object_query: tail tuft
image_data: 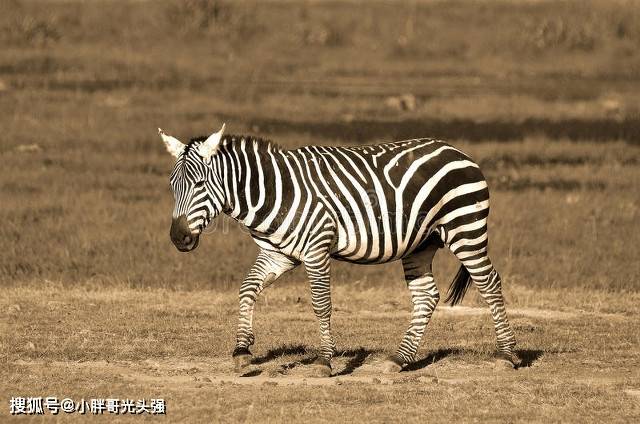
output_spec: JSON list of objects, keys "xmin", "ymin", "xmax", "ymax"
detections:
[{"xmin": 445, "ymin": 265, "xmax": 472, "ymax": 306}]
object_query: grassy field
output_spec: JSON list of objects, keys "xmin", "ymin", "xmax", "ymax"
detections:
[{"xmin": 1, "ymin": 0, "xmax": 639, "ymax": 422}]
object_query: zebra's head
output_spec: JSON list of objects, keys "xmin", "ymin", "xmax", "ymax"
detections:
[{"xmin": 159, "ymin": 124, "xmax": 226, "ymax": 252}]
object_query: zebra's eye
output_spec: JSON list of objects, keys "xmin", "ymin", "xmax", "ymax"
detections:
[{"xmin": 194, "ymin": 180, "xmax": 206, "ymax": 188}]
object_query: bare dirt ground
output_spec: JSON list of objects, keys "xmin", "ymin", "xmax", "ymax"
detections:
[{"xmin": 2, "ymin": 285, "xmax": 639, "ymax": 422}]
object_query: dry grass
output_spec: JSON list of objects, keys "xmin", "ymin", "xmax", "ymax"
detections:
[
  {"xmin": 1, "ymin": 285, "xmax": 639, "ymax": 422},
  {"xmin": 2, "ymin": 136, "xmax": 637, "ymax": 291},
  {"xmin": 1, "ymin": 0, "xmax": 639, "ymax": 422}
]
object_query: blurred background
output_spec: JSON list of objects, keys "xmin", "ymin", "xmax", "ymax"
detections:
[{"xmin": 1, "ymin": 0, "xmax": 638, "ymax": 293}]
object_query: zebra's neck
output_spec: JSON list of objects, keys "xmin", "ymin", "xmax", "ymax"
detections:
[{"xmin": 215, "ymin": 135, "xmax": 288, "ymax": 231}]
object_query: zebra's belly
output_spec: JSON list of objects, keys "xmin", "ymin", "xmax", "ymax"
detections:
[
  {"xmin": 327, "ymin": 220, "xmax": 441, "ymax": 264},
  {"xmin": 329, "ymin": 250, "xmax": 410, "ymax": 265}
]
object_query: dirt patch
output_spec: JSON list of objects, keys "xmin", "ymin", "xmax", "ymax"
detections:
[
  {"xmin": 271, "ymin": 306, "xmax": 629, "ymax": 322},
  {"xmin": 438, "ymin": 306, "xmax": 581, "ymax": 320},
  {"xmin": 14, "ymin": 352, "xmax": 509, "ymax": 388},
  {"xmin": 12, "ymin": 358, "xmax": 413, "ymax": 387},
  {"xmin": 10, "ymin": 356, "xmax": 528, "ymax": 389},
  {"xmin": 12, "ymin": 355, "xmax": 632, "ymax": 389}
]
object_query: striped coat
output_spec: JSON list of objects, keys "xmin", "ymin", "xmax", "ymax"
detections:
[{"xmin": 160, "ymin": 126, "xmax": 520, "ymax": 375}]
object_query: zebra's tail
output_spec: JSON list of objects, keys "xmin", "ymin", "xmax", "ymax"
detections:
[{"xmin": 444, "ymin": 265, "xmax": 472, "ymax": 306}]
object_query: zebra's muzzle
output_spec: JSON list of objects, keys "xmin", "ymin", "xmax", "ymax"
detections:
[{"xmin": 170, "ymin": 215, "xmax": 200, "ymax": 252}]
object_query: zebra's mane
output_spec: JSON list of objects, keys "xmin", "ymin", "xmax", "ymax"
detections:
[{"xmin": 186, "ymin": 134, "xmax": 281, "ymax": 155}]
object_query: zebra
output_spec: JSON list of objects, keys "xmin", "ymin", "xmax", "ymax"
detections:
[{"xmin": 159, "ymin": 124, "xmax": 521, "ymax": 376}]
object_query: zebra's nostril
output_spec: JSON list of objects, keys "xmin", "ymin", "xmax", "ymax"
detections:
[{"xmin": 183, "ymin": 235, "xmax": 192, "ymax": 245}]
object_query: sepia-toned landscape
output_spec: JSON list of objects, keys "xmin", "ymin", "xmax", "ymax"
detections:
[{"xmin": 1, "ymin": 1, "xmax": 639, "ymax": 422}]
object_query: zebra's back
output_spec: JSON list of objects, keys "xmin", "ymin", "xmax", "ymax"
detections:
[{"xmin": 287, "ymin": 138, "xmax": 489, "ymax": 264}]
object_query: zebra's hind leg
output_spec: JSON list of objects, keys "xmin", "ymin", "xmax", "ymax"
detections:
[
  {"xmin": 233, "ymin": 249, "xmax": 298, "ymax": 372},
  {"xmin": 452, "ymin": 248, "xmax": 520, "ymax": 368},
  {"xmin": 383, "ymin": 244, "xmax": 440, "ymax": 373}
]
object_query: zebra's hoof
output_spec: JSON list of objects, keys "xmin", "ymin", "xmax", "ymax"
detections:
[
  {"xmin": 232, "ymin": 347, "xmax": 253, "ymax": 373},
  {"xmin": 381, "ymin": 356, "xmax": 404, "ymax": 373},
  {"xmin": 510, "ymin": 352, "xmax": 522, "ymax": 368},
  {"xmin": 494, "ymin": 352, "xmax": 521, "ymax": 370},
  {"xmin": 306, "ymin": 358, "xmax": 332, "ymax": 378},
  {"xmin": 233, "ymin": 354, "xmax": 253, "ymax": 372}
]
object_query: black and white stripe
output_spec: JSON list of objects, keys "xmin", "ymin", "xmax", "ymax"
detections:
[{"xmin": 164, "ymin": 130, "xmax": 519, "ymax": 373}]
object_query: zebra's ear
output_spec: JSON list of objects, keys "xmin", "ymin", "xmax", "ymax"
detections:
[
  {"xmin": 158, "ymin": 128, "xmax": 185, "ymax": 158},
  {"xmin": 198, "ymin": 123, "xmax": 226, "ymax": 161}
]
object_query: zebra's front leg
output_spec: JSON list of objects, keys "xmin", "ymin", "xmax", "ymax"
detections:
[
  {"xmin": 233, "ymin": 249, "xmax": 298, "ymax": 372},
  {"xmin": 304, "ymin": 251, "xmax": 335, "ymax": 377},
  {"xmin": 384, "ymin": 247, "xmax": 440, "ymax": 373}
]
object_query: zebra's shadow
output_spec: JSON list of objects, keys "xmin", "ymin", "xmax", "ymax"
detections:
[
  {"xmin": 250, "ymin": 344, "xmax": 380, "ymax": 375},
  {"xmin": 334, "ymin": 347, "xmax": 381, "ymax": 376},
  {"xmin": 248, "ymin": 345, "xmax": 544, "ymax": 375},
  {"xmin": 405, "ymin": 348, "xmax": 544, "ymax": 371},
  {"xmin": 251, "ymin": 344, "xmax": 310, "ymax": 366},
  {"xmin": 404, "ymin": 348, "xmax": 463, "ymax": 371},
  {"xmin": 514, "ymin": 349, "xmax": 544, "ymax": 368}
]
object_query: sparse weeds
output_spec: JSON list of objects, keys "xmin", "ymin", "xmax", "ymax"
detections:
[
  {"xmin": 513, "ymin": 2, "xmax": 640, "ymax": 57},
  {"xmin": 523, "ymin": 16, "xmax": 597, "ymax": 52},
  {"xmin": 167, "ymin": 0, "xmax": 224, "ymax": 32},
  {"xmin": 299, "ymin": 17, "xmax": 352, "ymax": 48},
  {"xmin": 0, "ymin": 0, "xmax": 60, "ymax": 46},
  {"xmin": 166, "ymin": 0, "xmax": 262, "ymax": 44}
]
